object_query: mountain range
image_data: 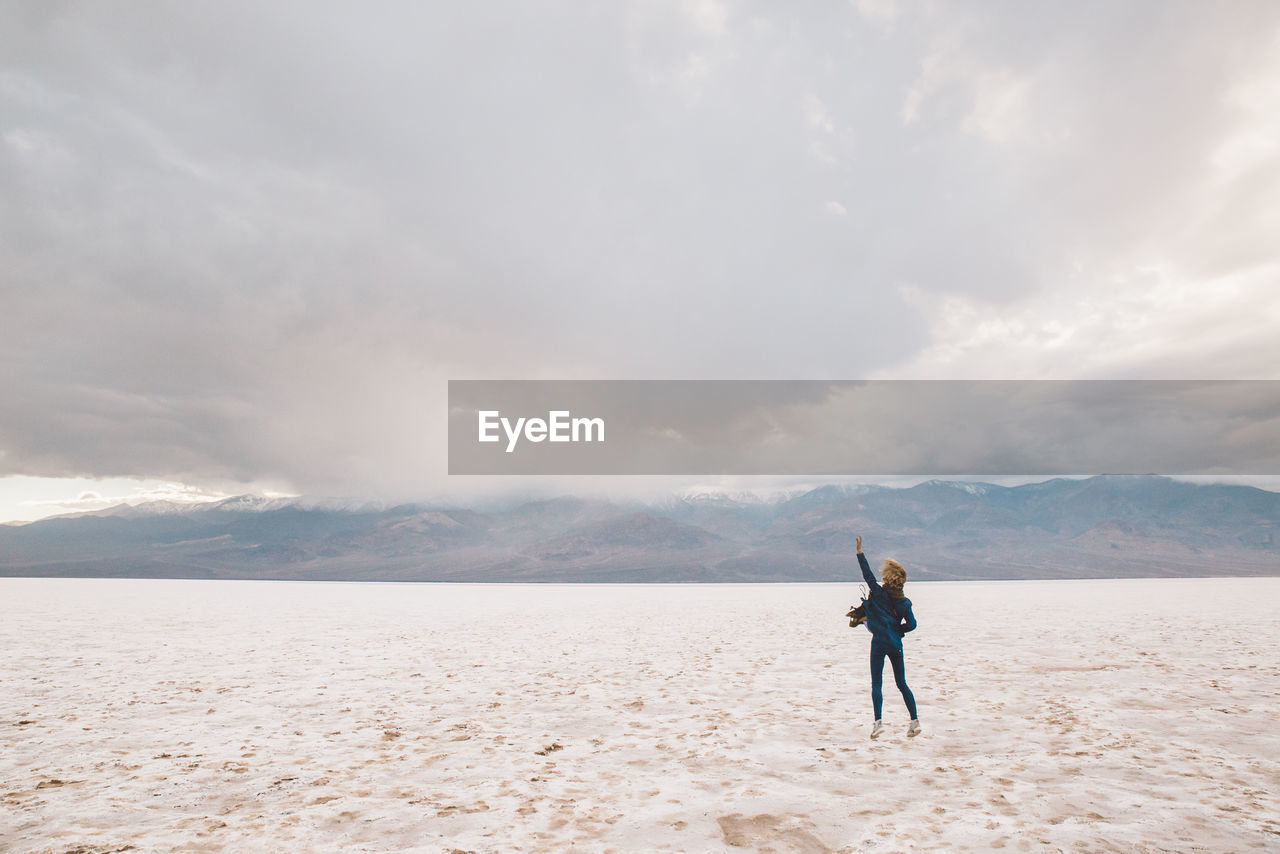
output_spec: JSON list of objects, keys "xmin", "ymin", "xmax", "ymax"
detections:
[{"xmin": 1, "ymin": 476, "xmax": 1276, "ymax": 582}]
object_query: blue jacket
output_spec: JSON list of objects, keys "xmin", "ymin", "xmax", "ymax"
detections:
[{"xmin": 858, "ymin": 552, "xmax": 917, "ymax": 650}]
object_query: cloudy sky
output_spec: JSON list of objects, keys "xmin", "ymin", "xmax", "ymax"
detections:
[{"xmin": 3, "ymin": 1, "xmax": 1279, "ymax": 520}]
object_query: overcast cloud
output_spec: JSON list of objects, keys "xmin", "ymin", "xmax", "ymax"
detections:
[{"xmin": 2, "ymin": 0, "xmax": 1279, "ymax": 504}]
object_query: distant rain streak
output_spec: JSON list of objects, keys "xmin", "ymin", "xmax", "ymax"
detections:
[{"xmin": 478, "ymin": 410, "xmax": 605, "ymax": 453}]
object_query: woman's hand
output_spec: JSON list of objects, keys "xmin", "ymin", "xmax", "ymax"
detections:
[{"xmin": 856, "ymin": 535, "xmax": 863, "ymax": 553}]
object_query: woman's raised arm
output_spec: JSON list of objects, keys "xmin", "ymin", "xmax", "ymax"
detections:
[{"xmin": 856, "ymin": 535, "xmax": 881, "ymax": 592}]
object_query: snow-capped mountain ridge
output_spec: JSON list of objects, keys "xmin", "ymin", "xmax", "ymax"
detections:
[{"xmin": 3, "ymin": 475, "xmax": 1276, "ymax": 582}]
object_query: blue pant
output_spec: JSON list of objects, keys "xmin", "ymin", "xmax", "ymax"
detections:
[{"xmin": 870, "ymin": 639, "xmax": 917, "ymax": 721}]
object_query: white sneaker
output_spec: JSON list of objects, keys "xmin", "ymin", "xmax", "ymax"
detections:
[
  {"xmin": 907, "ymin": 719, "xmax": 921, "ymax": 737},
  {"xmin": 870, "ymin": 720, "xmax": 884, "ymax": 740}
]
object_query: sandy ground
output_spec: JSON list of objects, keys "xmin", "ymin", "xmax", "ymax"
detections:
[{"xmin": 2, "ymin": 577, "xmax": 1279, "ymax": 853}]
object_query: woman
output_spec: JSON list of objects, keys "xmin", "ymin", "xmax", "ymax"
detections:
[{"xmin": 854, "ymin": 535, "xmax": 920, "ymax": 739}]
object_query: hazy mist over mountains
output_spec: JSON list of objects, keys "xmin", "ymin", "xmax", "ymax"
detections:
[{"xmin": 2, "ymin": 476, "xmax": 1275, "ymax": 582}]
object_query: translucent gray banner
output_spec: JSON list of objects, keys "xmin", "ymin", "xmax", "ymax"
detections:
[{"xmin": 447, "ymin": 380, "xmax": 1280, "ymax": 475}]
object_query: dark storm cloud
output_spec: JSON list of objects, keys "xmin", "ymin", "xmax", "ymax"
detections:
[{"xmin": 2, "ymin": 1, "xmax": 1278, "ymax": 496}]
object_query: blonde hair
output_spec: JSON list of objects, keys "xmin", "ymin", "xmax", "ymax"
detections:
[{"xmin": 881, "ymin": 559, "xmax": 906, "ymax": 591}]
